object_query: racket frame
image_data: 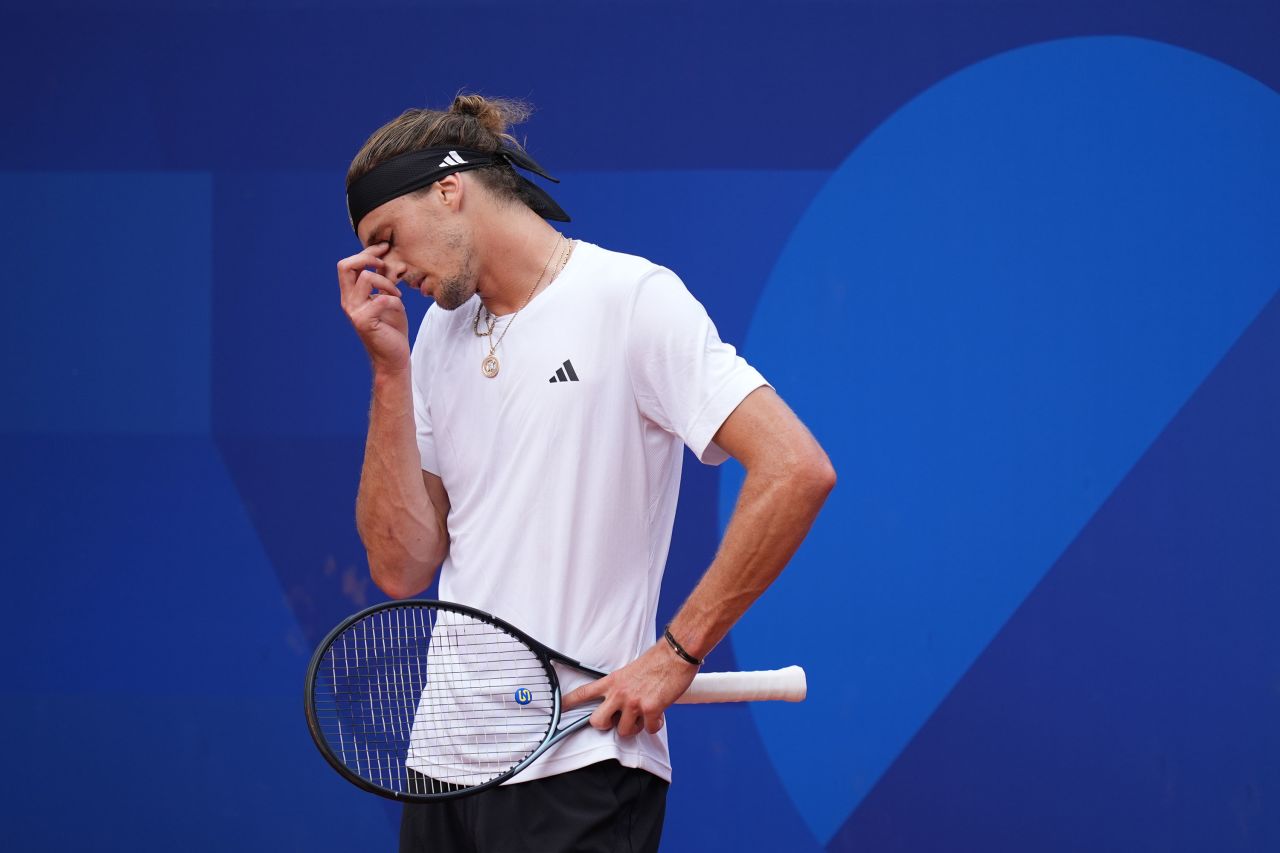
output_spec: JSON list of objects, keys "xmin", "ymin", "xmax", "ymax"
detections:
[{"xmin": 303, "ymin": 598, "xmax": 605, "ymax": 803}]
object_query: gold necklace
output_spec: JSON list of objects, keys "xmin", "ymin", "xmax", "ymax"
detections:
[
  {"xmin": 472, "ymin": 304, "xmax": 497, "ymax": 338},
  {"xmin": 480, "ymin": 234, "xmax": 568, "ymax": 378}
]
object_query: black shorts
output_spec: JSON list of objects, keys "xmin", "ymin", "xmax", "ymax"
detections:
[{"xmin": 399, "ymin": 760, "xmax": 669, "ymax": 853}]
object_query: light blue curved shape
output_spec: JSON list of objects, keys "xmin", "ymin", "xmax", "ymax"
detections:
[{"xmin": 720, "ymin": 36, "xmax": 1280, "ymax": 843}]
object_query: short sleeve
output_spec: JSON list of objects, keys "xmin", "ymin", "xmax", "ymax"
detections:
[
  {"xmin": 626, "ymin": 268, "xmax": 769, "ymax": 465},
  {"xmin": 410, "ymin": 308, "xmax": 441, "ymax": 475}
]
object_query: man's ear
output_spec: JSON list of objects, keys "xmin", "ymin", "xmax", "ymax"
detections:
[{"xmin": 436, "ymin": 172, "xmax": 463, "ymax": 210}]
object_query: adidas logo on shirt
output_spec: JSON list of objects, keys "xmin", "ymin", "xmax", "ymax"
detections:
[
  {"xmin": 439, "ymin": 150, "xmax": 468, "ymax": 168},
  {"xmin": 548, "ymin": 360, "xmax": 580, "ymax": 383}
]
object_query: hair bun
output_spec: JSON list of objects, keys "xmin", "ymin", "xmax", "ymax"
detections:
[
  {"xmin": 449, "ymin": 93, "xmax": 532, "ymax": 137},
  {"xmin": 450, "ymin": 94, "xmax": 506, "ymax": 134}
]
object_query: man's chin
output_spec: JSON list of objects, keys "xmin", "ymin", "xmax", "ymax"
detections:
[{"xmin": 433, "ymin": 284, "xmax": 474, "ymax": 311}]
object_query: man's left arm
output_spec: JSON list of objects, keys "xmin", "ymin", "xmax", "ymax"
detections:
[{"xmin": 563, "ymin": 385, "xmax": 835, "ymax": 735}]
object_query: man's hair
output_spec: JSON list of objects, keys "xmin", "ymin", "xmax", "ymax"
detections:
[{"xmin": 346, "ymin": 94, "xmax": 539, "ymax": 211}]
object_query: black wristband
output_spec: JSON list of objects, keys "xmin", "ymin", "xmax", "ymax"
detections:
[{"xmin": 663, "ymin": 626, "xmax": 704, "ymax": 666}]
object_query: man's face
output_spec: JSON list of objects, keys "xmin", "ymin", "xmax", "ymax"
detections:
[{"xmin": 356, "ymin": 187, "xmax": 477, "ymax": 311}]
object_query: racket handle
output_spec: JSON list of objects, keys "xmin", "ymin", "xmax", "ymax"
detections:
[{"xmin": 677, "ymin": 665, "xmax": 807, "ymax": 704}]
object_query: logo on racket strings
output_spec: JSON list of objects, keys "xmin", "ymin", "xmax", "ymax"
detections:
[{"xmin": 514, "ymin": 688, "xmax": 533, "ymax": 705}]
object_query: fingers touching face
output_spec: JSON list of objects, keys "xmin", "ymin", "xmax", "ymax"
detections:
[{"xmin": 356, "ymin": 190, "xmax": 467, "ymax": 301}]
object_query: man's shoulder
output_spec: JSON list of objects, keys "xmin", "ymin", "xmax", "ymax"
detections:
[{"xmin": 571, "ymin": 241, "xmax": 671, "ymax": 295}]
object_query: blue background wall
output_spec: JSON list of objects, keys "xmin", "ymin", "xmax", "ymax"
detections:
[{"xmin": 2, "ymin": 2, "xmax": 1276, "ymax": 850}]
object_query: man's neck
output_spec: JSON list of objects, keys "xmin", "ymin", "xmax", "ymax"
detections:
[{"xmin": 473, "ymin": 212, "xmax": 564, "ymax": 317}]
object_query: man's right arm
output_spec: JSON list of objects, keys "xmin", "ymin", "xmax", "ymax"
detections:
[
  {"xmin": 338, "ymin": 243, "xmax": 449, "ymax": 598},
  {"xmin": 355, "ymin": 367, "xmax": 449, "ymax": 598}
]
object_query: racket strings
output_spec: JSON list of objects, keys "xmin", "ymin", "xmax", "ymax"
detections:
[{"xmin": 311, "ymin": 605, "xmax": 554, "ymax": 797}]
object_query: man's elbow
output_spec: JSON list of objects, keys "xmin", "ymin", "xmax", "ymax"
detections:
[
  {"xmin": 368, "ymin": 555, "xmax": 439, "ymax": 600},
  {"xmin": 794, "ymin": 449, "xmax": 836, "ymax": 504}
]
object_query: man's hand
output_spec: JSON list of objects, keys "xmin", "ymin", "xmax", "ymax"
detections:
[
  {"xmin": 561, "ymin": 642, "xmax": 700, "ymax": 737},
  {"xmin": 337, "ymin": 242, "xmax": 409, "ymax": 373}
]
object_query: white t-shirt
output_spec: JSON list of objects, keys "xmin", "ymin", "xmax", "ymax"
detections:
[{"xmin": 407, "ymin": 240, "xmax": 768, "ymax": 784}]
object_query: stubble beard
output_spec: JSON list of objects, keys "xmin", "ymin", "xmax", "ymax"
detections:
[{"xmin": 432, "ymin": 248, "xmax": 477, "ymax": 311}]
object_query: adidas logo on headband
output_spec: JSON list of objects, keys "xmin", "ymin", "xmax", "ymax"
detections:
[{"xmin": 439, "ymin": 151, "xmax": 468, "ymax": 168}]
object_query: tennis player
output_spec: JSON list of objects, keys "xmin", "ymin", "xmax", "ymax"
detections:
[{"xmin": 337, "ymin": 94, "xmax": 834, "ymax": 852}]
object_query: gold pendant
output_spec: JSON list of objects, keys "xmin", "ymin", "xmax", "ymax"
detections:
[{"xmin": 481, "ymin": 354, "xmax": 500, "ymax": 378}]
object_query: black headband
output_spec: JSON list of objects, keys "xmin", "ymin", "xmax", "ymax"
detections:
[{"xmin": 345, "ymin": 145, "xmax": 571, "ymax": 232}]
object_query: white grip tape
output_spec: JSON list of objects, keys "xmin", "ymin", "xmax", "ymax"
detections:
[{"xmin": 676, "ymin": 665, "xmax": 807, "ymax": 704}]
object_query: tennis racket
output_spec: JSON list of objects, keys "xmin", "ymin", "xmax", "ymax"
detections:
[{"xmin": 304, "ymin": 599, "xmax": 806, "ymax": 802}]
